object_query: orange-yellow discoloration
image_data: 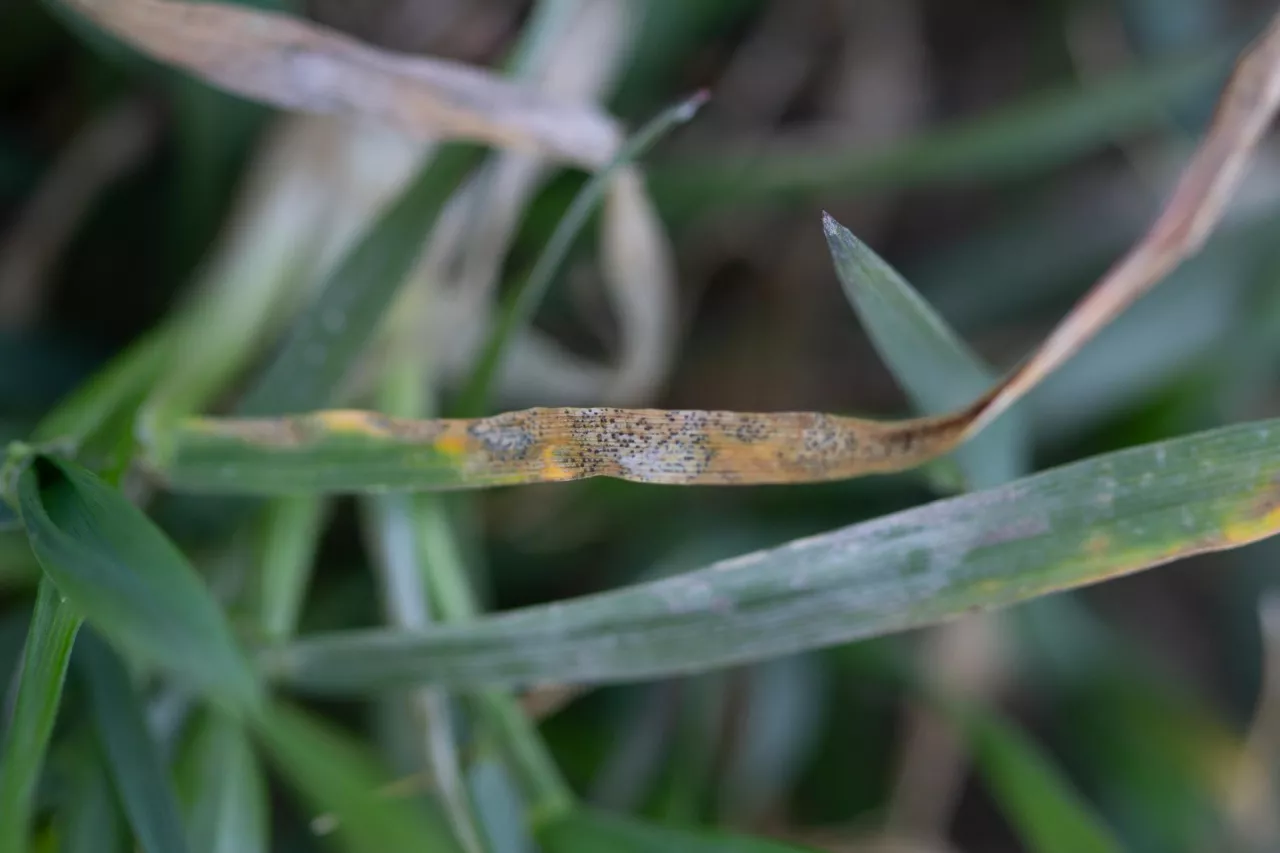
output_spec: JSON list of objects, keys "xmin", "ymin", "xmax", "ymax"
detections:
[
  {"xmin": 313, "ymin": 410, "xmax": 391, "ymax": 436},
  {"xmin": 539, "ymin": 444, "xmax": 577, "ymax": 482},
  {"xmin": 434, "ymin": 434, "xmax": 468, "ymax": 457},
  {"xmin": 1221, "ymin": 489, "xmax": 1280, "ymax": 545}
]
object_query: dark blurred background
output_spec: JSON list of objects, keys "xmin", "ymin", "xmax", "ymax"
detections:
[{"xmin": 6, "ymin": 1, "xmax": 1280, "ymax": 850}]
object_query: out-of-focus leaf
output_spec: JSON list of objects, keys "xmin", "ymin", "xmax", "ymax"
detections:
[
  {"xmin": 537, "ymin": 808, "xmax": 821, "ymax": 852},
  {"xmin": 256, "ymin": 496, "xmax": 327, "ymax": 641},
  {"xmin": 250, "ymin": 700, "xmax": 463, "ymax": 853},
  {"xmin": 16, "ymin": 455, "xmax": 259, "ymax": 708},
  {"xmin": 232, "ymin": 143, "xmax": 481, "ymax": 418},
  {"xmin": 469, "ymin": 758, "xmax": 537, "ymax": 853},
  {"xmin": 651, "ymin": 38, "xmax": 1238, "ymax": 213},
  {"xmin": 272, "ymin": 415, "xmax": 1280, "ymax": 691},
  {"xmin": 51, "ymin": 0, "xmax": 619, "ymax": 168},
  {"xmin": 940, "ymin": 700, "xmax": 1122, "ymax": 853},
  {"xmin": 178, "ymin": 710, "xmax": 268, "ymax": 853},
  {"xmin": 59, "ymin": 738, "xmax": 125, "ymax": 853},
  {"xmin": 455, "ymin": 91, "xmax": 706, "ymax": 416},
  {"xmin": 77, "ymin": 635, "xmax": 190, "ymax": 853},
  {"xmin": 718, "ymin": 657, "xmax": 825, "ymax": 823},
  {"xmin": 825, "ymin": 213, "xmax": 1029, "ymax": 488},
  {"xmin": 0, "ymin": 582, "xmax": 80, "ymax": 853}
]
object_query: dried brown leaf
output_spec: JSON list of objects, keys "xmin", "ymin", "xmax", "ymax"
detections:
[{"xmin": 57, "ymin": 0, "xmax": 620, "ymax": 167}]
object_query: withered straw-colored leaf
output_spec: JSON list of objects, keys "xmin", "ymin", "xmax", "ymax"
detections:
[
  {"xmin": 54, "ymin": 0, "xmax": 620, "ymax": 168},
  {"xmin": 149, "ymin": 8, "xmax": 1280, "ymax": 495}
]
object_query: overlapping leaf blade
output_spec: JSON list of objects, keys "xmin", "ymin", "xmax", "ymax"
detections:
[
  {"xmin": 273, "ymin": 415, "xmax": 1280, "ymax": 691},
  {"xmin": 250, "ymin": 700, "xmax": 464, "ymax": 853},
  {"xmin": 824, "ymin": 212, "xmax": 1029, "ymax": 488},
  {"xmin": 78, "ymin": 635, "xmax": 191, "ymax": 853}
]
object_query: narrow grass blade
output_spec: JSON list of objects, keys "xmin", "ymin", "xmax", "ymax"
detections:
[
  {"xmin": 16, "ymin": 455, "xmax": 259, "ymax": 709},
  {"xmin": 943, "ymin": 700, "xmax": 1123, "ymax": 853},
  {"xmin": 455, "ymin": 90, "xmax": 707, "ymax": 416},
  {"xmin": 537, "ymin": 809, "xmax": 820, "ymax": 853},
  {"xmin": 250, "ymin": 700, "xmax": 464, "ymax": 853},
  {"xmin": 271, "ymin": 415, "xmax": 1280, "ymax": 691},
  {"xmin": 78, "ymin": 635, "xmax": 191, "ymax": 853},
  {"xmin": 650, "ymin": 38, "xmax": 1238, "ymax": 213},
  {"xmin": 0, "ymin": 581, "xmax": 80, "ymax": 853},
  {"xmin": 256, "ymin": 496, "xmax": 327, "ymax": 641},
  {"xmin": 824, "ymin": 213, "xmax": 1029, "ymax": 489},
  {"xmin": 179, "ymin": 710, "xmax": 268, "ymax": 853},
  {"xmin": 232, "ymin": 143, "xmax": 481, "ymax": 418}
]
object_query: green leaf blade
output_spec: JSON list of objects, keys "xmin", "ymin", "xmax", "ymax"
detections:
[
  {"xmin": 78, "ymin": 636, "xmax": 191, "ymax": 853},
  {"xmin": 824, "ymin": 212, "xmax": 1029, "ymax": 489},
  {"xmin": 953, "ymin": 703, "xmax": 1123, "ymax": 853},
  {"xmin": 234, "ymin": 143, "xmax": 483, "ymax": 419},
  {"xmin": 17, "ymin": 456, "xmax": 259, "ymax": 709},
  {"xmin": 180, "ymin": 710, "xmax": 268, "ymax": 853},
  {"xmin": 0, "ymin": 581, "xmax": 81, "ymax": 853},
  {"xmin": 250, "ymin": 700, "xmax": 464, "ymax": 853}
]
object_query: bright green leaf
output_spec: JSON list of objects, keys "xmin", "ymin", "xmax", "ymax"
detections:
[{"xmin": 16, "ymin": 455, "xmax": 259, "ymax": 709}]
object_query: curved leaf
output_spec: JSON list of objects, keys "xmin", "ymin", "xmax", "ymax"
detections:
[
  {"xmin": 17, "ymin": 455, "xmax": 258, "ymax": 709},
  {"xmin": 272, "ymin": 415, "xmax": 1280, "ymax": 691}
]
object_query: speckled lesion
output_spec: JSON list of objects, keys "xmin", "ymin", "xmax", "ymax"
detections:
[
  {"xmin": 173, "ymin": 401, "xmax": 972, "ymax": 492},
  {"xmin": 466, "ymin": 410, "xmax": 537, "ymax": 462}
]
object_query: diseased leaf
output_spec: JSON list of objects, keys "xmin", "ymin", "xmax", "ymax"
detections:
[
  {"xmin": 78, "ymin": 635, "xmax": 191, "ymax": 853},
  {"xmin": 51, "ymin": 0, "xmax": 619, "ymax": 168},
  {"xmin": 270, "ymin": 416, "xmax": 1280, "ymax": 691},
  {"xmin": 146, "ymin": 10, "xmax": 1280, "ymax": 497},
  {"xmin": 16, "ymin": 455, "xmax": 259, "ymax": 708},
  {"xmin": 0, "ymin": 581, "xmax": 81, "ymax": 853}
]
